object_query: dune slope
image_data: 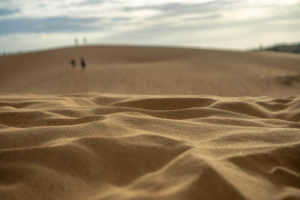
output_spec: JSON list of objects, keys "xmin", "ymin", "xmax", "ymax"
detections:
[
  {"xmin": 0, "ymin": 94, "xmax": 300, "ymax": 200},
  {"xmin": 0, "ymin": 46, "xmax": 299, "ymax": 96}
]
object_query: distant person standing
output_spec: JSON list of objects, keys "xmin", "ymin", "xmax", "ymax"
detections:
[
  {"xmin": 81, "ymin": 57, "xmax": 86, "ymax": 69},
  {"xmin": 83, "ymin": 37, "xmax": 87, "ymax": 45},
  {"xmin": 74, "ymin": 38, "xmax": 78, "ymax": 46},
  {"xmin": 71, "ymin": 59, "xmax": 76, "ymax": 69}
]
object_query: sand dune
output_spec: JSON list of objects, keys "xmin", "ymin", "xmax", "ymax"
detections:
[
  {"xmin": 0, "ymin": 46, "xmax": 299, "ymax": 96},
  {"xmin": 0, "ymin": 46, "xmax": 300, "ymax": 200}
]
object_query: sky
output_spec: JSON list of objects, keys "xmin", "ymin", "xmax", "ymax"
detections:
[{"xmin": 0, "ymin": 0, "xmax": 299, "ymax": 52}]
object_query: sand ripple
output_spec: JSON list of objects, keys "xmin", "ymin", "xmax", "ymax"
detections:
[{"xmin": 0, "ymin": 94, "xmax": 300, "ymax": 200}]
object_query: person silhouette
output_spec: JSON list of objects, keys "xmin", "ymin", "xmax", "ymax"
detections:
[
  {"xmin": 81, "ymin": 57, "xmax": 86, "ymax": 69},
  {"xmin": 71, "ymin": 59, "xmax": 76, "ymax": 69}
]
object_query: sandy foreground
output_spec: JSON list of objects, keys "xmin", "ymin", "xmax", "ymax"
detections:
[{"xmin": 0, "ymin": 46, "xmax": 300, "ymax": 200}]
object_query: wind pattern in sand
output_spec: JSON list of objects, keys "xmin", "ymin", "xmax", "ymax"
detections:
[{"xmin": 1, "ymin": 94, "xmax": 300, "ymax": 200}]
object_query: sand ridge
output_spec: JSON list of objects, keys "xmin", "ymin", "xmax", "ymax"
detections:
[{"xmin": 0, "ymin": 93, "xmax": 300, "ymax": 200}]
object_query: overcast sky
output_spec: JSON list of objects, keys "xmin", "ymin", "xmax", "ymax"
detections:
[{"xmin": 0, "ymin": 0, "xmax": 299, "ymax": 52}]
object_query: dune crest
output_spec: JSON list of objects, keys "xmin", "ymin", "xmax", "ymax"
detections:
[{"xmin": 0, "ymin": 94, "xmax": 299, "ymax": 200}]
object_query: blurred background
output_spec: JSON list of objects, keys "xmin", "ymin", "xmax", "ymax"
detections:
[{"xmin": 0, "ymin": 0, "xmax": 300, "ymax": 53}]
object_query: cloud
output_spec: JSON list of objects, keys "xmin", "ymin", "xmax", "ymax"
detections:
[
  {"xmin": 124, "ymin": 1, "xmax": 227, "ymax": 13},
  {"xmin": 0, "ymin": 0, "xmax": 300, "ymax": 51},
  {"xmin": 75, "ymin": 0, "xmax": 107, "ymax": 5},
  {"xmin": 0, "ymin": 16, "xmax": 100, "ymax": 35},
  {"xmin": 0, "ymin": 8, "xmax": 20, "ymax": 16},
  {"xmin": 102, "ymin": 1, "xmax": 300, "ymax": 46}
]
